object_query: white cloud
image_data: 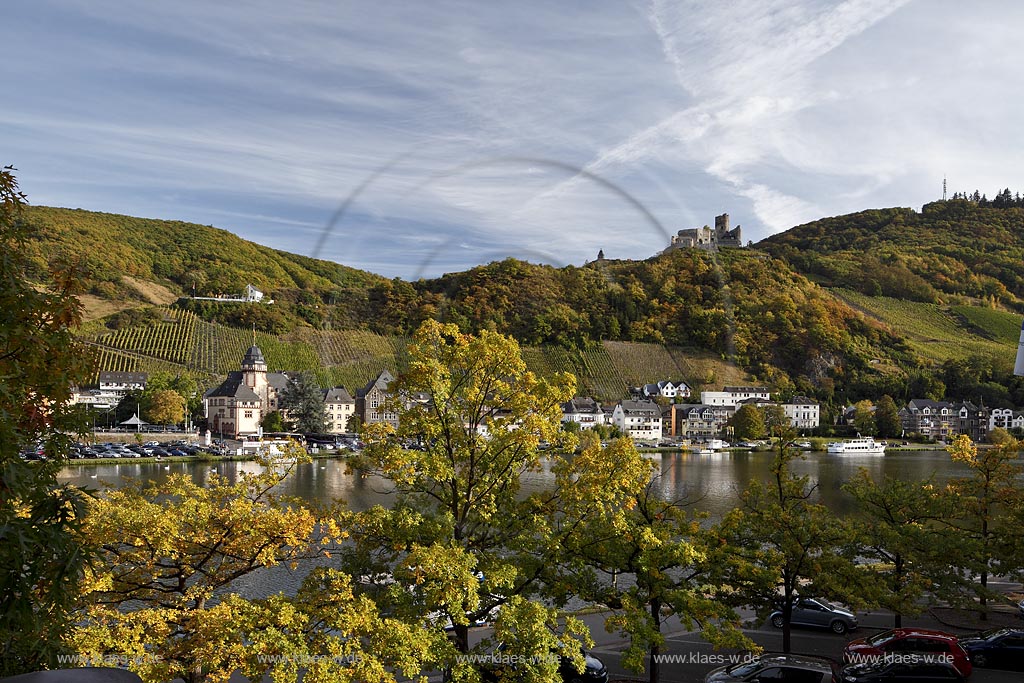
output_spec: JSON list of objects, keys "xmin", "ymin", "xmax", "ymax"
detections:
[{"xmin": 2, "ymin": 0, "xmax": 1024, "ymax": 276}]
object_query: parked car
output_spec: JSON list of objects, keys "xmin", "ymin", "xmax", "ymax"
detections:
[
  {"xmin": 769, "ymin": 597, "xmax": 858, "ymax": 634},
  {"xmin": 844, "ymin": 628, "xmax": 972, "ymax": 677},
  {"xmin": 839, "ymin": 657, "xmax": 966, "ymax": 682},
  {"xmin": 478, "ymin": 646, "xmax": 608, "ymax": 683},
  {"xmin": 959, "ymin": 627, "xmax": 1024, "ymax": 669},
  {"xmin": 705, "ymin": 653, "xmax": 838, "ymax": 683}
]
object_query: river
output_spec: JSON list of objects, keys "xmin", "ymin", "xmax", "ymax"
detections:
[{"xmin": 57, "ymin": 449, "xmax": 972, "ymax": 599}]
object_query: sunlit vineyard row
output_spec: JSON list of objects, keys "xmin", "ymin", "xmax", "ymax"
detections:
[
  {"xmin": 836, "ymin": 290, "xmax": 1010, "ymax": 363},
  {"xmin": 87, "ymin": 314, "xmax": 737, "ymax": 401}
]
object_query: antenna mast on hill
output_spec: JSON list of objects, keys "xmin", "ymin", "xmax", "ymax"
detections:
[{"xmin": 943, "ymin": 175, "xmax": 947, "ymax": 201}]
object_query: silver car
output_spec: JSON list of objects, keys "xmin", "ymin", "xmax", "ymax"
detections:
[
  {"xmin": 706, "ymin": 654, "xmax": 838, "ymax": 683},
  {"xmin": 769, "ymin": 597, "xmax": 858, "ymax": 635}
]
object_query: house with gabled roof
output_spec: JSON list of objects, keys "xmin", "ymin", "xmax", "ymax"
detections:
[
  {"xmin": 611, "ymin": 400, "xmax": 663, "ymax": 442},
  {"xmin": 561, "ymin": 397, "xmax": 606, "ymax": 429},
  {"xmin": 323, "ymin": 386, "xmax": 356, "ymax": 434}
]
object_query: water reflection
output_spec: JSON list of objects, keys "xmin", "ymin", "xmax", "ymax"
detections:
[{"xmin": 60, "ymin": 450, "xmax": 970, "ymax": 520}]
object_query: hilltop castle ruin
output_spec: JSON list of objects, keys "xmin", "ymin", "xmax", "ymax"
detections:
[{"xmin": 665, "ymin": 213, "xmax": 743, "ymax": 252}]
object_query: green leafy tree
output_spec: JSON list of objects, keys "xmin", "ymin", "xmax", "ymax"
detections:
[
  {"xmin": 564, "ymin": 473, "xmax": 758, "ymax": 683},
  {"xmin": 762, "ymin": 404, "xmax": 789, "ymax": 437},
  {"xmin": 261, "ymin": 409, "xmax": 285, "ymax": 433},
  {"xmin": 729, "ymin": 404, "xmax": 765, "ymax": 441},
  {"xmin": 852, "ymin": 399, "xmax": 876, "ymax": 436},
  {"xmin": 724, "ymin": 442, "xmax": 863, "ymax": 652},
  {"xmin": 0, "ymin": 165, "xmax": 95, "ymax": 674},
  {"xmin": 874, "ymin": 395, "xmax": 902, "ymax": 439},
  {"xmin": 944, "ymin": 435, "xmax": 1023, "ymax": 616},
  {"xmin": 347, "ymin": 320, "xmax": 650, "ymax": 667},
  {"xmin": 842, "ymin": 470, "xmax": 949, "ymax": 627},
  {"xmin": 280, "ymin": 371, "xmax": 327, "ymax": 434}
]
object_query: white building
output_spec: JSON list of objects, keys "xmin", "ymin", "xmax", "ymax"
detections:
[
  {"xmin": 989, "ymin": 407, "xmax": 1024, "ymax": 432},
  {"xmin": 782, "ymin": 396, "xmax": 820, "ymax": 430},
  {"xmin": 245, "ymin": 284, "xmax": 264, "ymax": 302},
  {"xmin": 700, "ymin": 385, "xmax": 771, "ymax": 407},
  {"xmin": 323, "ymin": 387, "xmax": 356, "ymax": 434},
  {"xmin": 641, "ymin": 380, "xmax": 691, "ymax": 400},
  {"xmin": 98, "ymin": 371, "xmax": 148, "ymax": 394},
  {"xmin": 612, "ymin": 400, "xmax": 663, "ymax": 442},
  {"xmin": 561, "ymin": 397, "xmax": 605, "ymax": 429}
]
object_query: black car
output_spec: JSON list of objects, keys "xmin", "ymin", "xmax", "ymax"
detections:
[
  {"xmin": 959, "ymin": 627, "xmax": 1024, "ymax": 669},
  {"xmin": 840, "ymin": 659, "xmax": 965, "ymax": 682},
  {"xmin": 479, "ymin": 647, "xmax": 608, "ymax": 683}
]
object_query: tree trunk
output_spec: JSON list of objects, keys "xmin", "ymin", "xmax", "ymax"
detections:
[
  {"xmin": 782, "ymin": 597, "xmax": 793, "ymax": 654},
  {"xmin": 452, "ymin": 623, "xmax": 470, "ymax": 654},
  {"xmin": 649, "ymin": 597, "xmax": 661, "ymax": 683}
]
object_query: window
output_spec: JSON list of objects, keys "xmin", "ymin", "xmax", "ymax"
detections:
[{"xmin": 244, "ymin": 411, "xmax": 253, "ymax": 419}]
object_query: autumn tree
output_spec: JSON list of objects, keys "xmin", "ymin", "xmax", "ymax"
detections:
[
  {"xmin": 723, "ymin": 442, "xmax": 864, "ymax": 653},
  {"xmin": 874, "ymin": 395, "xmax": 903, "ymax": 439},
  {"xmin": 76, "ymin": 441, "xmax": 451, "ymax": 683},
  {"xmin": 0, "ymin": 165, "xmax": 95, "ymax": 674},
  {"xmin": 729, "ymin": 404, "xmax": 765, "ymax": 440},
  {"xmin": 145, "ymin": 389, "xmax": 185, "ymax": 426},
  {"xmin": 842, "ymin": 470, "xmax": 949, "ymax": 627},
  {"xmin": 346, "ymin": 320, "xmax": 649, "ymax": 668},
  {"xmin": 563, "ymin": 470, "xmax": 758, "ymax": 683},
  {"xmin": 943, "ymin": 435, "xmax": 1023, "ymax": 616},
  {"xmin": 280, "ymin": 370, "xmax": 327, "ymax": 433}
]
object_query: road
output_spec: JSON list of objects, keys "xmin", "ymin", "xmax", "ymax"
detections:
[{"xmin": 578, "ymin": 606, "xmax": 1023, "ymax": 683}]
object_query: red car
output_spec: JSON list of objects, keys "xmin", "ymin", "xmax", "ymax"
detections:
[{"xmin": 843, "ymin": 628, "xmax": 973, "ymax": 678}]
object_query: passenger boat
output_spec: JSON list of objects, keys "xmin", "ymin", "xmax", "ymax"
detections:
[{"xmin": 826, "ymin": 437, "xmax": 886, "ymax": 455}]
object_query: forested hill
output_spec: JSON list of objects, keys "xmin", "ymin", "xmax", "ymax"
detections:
[
  {"xmin": 18, "ymin": 205, "xmax": 385, "ymax": 306},
  {"xmin": 23, "ymin": 202, "xmax": 1024, "ymax": 407},
  {"xmin": 758, "ymin": 200, "xmax": 1024, "ymax": 308}
]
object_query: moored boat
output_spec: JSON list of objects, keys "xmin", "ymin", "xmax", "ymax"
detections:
[{"xmin": 826, "ymin": 437, "xmax": 886, "ymax": 455}]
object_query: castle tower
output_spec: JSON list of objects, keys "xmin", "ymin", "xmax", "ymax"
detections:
[
  {"xmin": 714, "ymin": 213, "xmax": 730, "ymax": 239},
  {"xmin": 241, "ymin": 344, "xmax": 269, "ymax": 405}
]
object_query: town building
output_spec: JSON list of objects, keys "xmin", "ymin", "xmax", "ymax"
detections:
[
  {"xmin": 700, "ymin": 386, "xmax": 771, "ymax": 407},
  {"xmin": 989, "ymin": 407, "xmax": 1024, "ymax": 433},
  {"xmin": 665, "ymin": 403, "xmax": 734, "ymax": 439},
  {"xmin": 611, "ymin": 400, "xmax": 663, "ymax": 441},
  {"xmin": 323, "ymin": 387, "xmax": 356, "ymax": 434},
  {"xmin": 900, "ymin": 399, "xmax": 988, "ymax": 441},
  {"xmin": 561, "ymin": 397, "xmax": 606, "ymax": 429},
  {"xmin": 203, "ymin": 345, "xmax": 290, "ymax": 438},
  {"xmin": 99, "ymin": 371, "xmax": 148, "ymax": 394},
  {"xmin": 357, "ymin": 370, "xmax": 399, "ymax": 428},
  {"xmin": 782, "ymin": 396, "xmax": 820, "ymax": 430},
  {"xmin": 638, "ymin": 380, "xmax": 691, "ymax": 400}
]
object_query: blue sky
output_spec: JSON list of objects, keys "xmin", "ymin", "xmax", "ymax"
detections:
[{"xmin": 3, "ymin": 1, "xmax": 1022, "ymax": 278}]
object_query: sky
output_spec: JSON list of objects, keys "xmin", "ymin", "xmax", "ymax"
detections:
[{"xmin": 3, "ymin": 0, "xmax": 1022, "ymax": 279}]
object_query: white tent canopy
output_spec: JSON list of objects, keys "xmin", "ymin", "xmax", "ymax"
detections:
[{"xmin": 119, "ymin": 413, "xmax": 148, "ymax": 431}]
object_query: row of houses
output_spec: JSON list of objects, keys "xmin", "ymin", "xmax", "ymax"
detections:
[
  {"xmin": 563, "ymin": 387, "xmax": 821, "ymax": 441},
  {"xmin": 897, "ymin": 399, "xmax": 999, "ymax": 442},
  {"xmin": 203, "ymin": 345, "xmax": 405, "ymax": 438}
]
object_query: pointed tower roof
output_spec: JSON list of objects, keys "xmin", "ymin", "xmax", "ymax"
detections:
[{"xmin": 242, "ymin": 345, "xmax": 266, "ymax": 368}]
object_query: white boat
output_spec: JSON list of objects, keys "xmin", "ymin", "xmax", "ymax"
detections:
[{"xmin": 827, "ymin": 437, "xmax": 886, "ymax": 455}]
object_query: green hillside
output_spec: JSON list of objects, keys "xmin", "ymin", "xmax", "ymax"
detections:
[
  {"xmin": 83, "ymin": 309, "xmax": 747, "ymax": 402},
  {"xmin": 26, "ymin": 199, "xmax": 1024, "ymax": 408},
  {"xmin": 833, "ymin": 290, "xmax": 1013, "ymax": 364},
  {"xmin": 19, "ymin": 205, "xmax": 385, "ymax": 327},
  {"xmin": 759, "ymin": 200, "xmax": 1024, "ymax": 307}
]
